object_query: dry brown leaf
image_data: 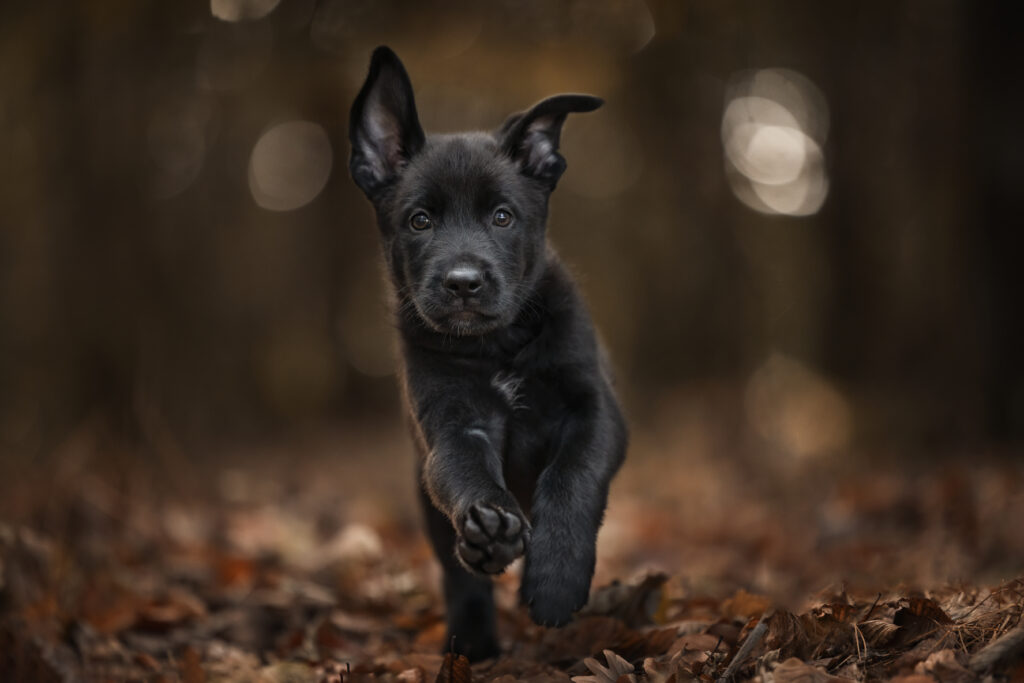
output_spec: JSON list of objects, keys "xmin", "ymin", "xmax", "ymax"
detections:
[
  {"xmin": 79, "ymin": 583, "xmax": 140, "ymax": 635},
  {"xmin": 893, "ymin": 597, "xmax": 952, "ymax": 647},
  {"xmin": 134, "ymin": 651, "xmax": 160, "ymax": 670},
  {"xmin": 642, "ymin": 655, "xmax": 675, "ymax": 683},
  {"xmin": 539, "ymin": 615, "xmax": 632, "ymax": 662},
  {"xmin": 519, "ymin": 673, "xmax": 573, "ymax": 683},
  {"xmin": 413, "ymin": 620, "xmax": 448, "ymax": 652},
  {"xmin": 434, "ymin": 651, "xmax": 471, "ymax": 683},
  {"xmin": 314, "ymin": 617, "xmax": 350, "ymax": 659},
  {"xmin": 484, "ymin": 659, "xmax": 572, "ymax": 682},
  {"xmin": 643, "ymin": 652, "xmax": 700, "ymax": 683},
  {"xmin": 609, "ymin": 627, "xmax": 678, "ymax": 661},
  {"xmin": 180, "ymin": 644, "xmax": 206, "ymax": 683},
  {"xmin": 216, "ymin": 555, "xmax": 257, "ymax": 590},
  {"xmin": 580, "ymin": 573, "xmax": 668, "ymax": 627},
  {"xmin": 403, "ymin": 654, "xmax": 445, "ymax": 681},
  {"xmin": 766, "ymin": 610, "xmax": 809, "ymax": 659},
  {"xmin": 915, "ymin": 649, "xmax": 975, "ymax": 683},
  {"xmin": 721, "ymin": 589, "xmax": 772, "ymax": 620},
  {"xmin": 891, "ymin": 636, "xmax": 944, "ymax": 672},
  {"xmin": 669, "ymin": 632, "xmax": 722, "ymax": 655},
  {"xmin": 706, "ymin": 620, "xmax": 742, "ymax": 646},
  {"xmin": 397, "ymin": 667, "xmax": 426, "ymax": 683},
  {"xmin": 258, "ymin": 661, "xmax": 319, "ymax": 683},
  {"xmin": 136, "ymin": 588, "xmax": 207, "ymax": 632},
  {"xmin": 858, "ymin": 618, "xmax": 900, "ymax": 647},
  {"xmin": 571, "ymin": 649, "xmax": 636, "ymax": 683},
  {"xmin": 771, "ymin": 657, "xmax": 847, "ymax": 683},
  {"xmin": 800, "ymin": 612, "xmax": 852, "ymax": 657},
  {"xmin": 901, "ymin": 597, "xmax": 953, "ymax": 624}
]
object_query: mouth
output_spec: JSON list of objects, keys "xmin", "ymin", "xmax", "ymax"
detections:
[
  {"xmin": 448, "ymin": 310, "xmax": 489, "ymax": 323},
  {"xmin": 441, "ymin": 308, "xmax": 500, "ymax": 335},
  {"xmin": 416, "ymin": 303, "xmax": 502, "ymax": 336}
]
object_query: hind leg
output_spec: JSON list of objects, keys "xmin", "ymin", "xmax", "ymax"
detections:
[{"xmin": 420, "ymin": 484, "xmax": 500, "ymax": 661}]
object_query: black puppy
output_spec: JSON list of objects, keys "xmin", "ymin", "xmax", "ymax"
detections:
[{"xmin": 348, "ymin": 47, "xmax": 627, "ymax": 661}]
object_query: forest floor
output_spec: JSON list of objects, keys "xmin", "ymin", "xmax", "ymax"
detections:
[{"xmin": 1, "ymin": 412, "xmax": 1023, "ymax": 682}]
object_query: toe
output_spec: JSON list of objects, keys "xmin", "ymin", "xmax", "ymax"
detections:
[
  {"xmin": 502, "ymin": 511, "xmax": 522, "ymax": 537},
  {"xmin": 457, "ymin": 539, "xmax": 484, "ymax": 565},
  {"xmin": 473, "ymin": 504, "xmax": 502, "ymax": 536},
  {"xmin": 462, "ymin": 516, "xmax": 488, "ymax": 545}
]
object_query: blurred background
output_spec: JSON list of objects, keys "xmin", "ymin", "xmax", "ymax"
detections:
[
  {"xmin": 3, "ymin": 0, "xmax": 1022, "ymax": 456},
  {"xmin": 1, "ymin": 0, "xmax": 1023, "ymax": 592}
]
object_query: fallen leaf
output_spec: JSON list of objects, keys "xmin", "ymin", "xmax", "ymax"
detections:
[
  {"xmin": 766, "ymin": 611, "xmax": 809, "ymax": 659},
  {"xmin": 669, "ymin": 632, "xmax": 722, "ymax": 655},
  {"xmin": 216, "ymin": 555, "xmax": 257, "ymax": 590},
  {"xmin": 901, "ymin": 597, "xmax": 953, "ymax": 624},
  {"xmin": 706, "ymin": 620, "xmax": 742, "ymax": 646},
  {"xmin": 434, "ymin": 651, "xmax": 471, "ymax": 683},
  {"xmin": 180, "ymin": 645, "xmax": 205, "ymax": 683},
  {"xmin": 134, "ymin": 651, "xmax": 160, "ymax": 670},
  {"xmin": 397, "ymin": 668, "xmax": 425, "ymax": 683},
  {"xmin": 539, "ymin": 616, "xmax": 632, "ymax": 662},
  {"xmin": 609, "ymin": 627, "xmax": 678, "ymax": 661},
  {"xmin": 643, "ymin": 652, "xmax": 698, "ymax": 683},
  {"xmin": 721, "ymin": 590, "xmax": 772, "ymax": 620},
  {"xmin": 580, "ymin": 574, "xmax": 668, "ymax": 627},
  {"xmin": 258, "ymin": 661, "xmax": 319, "ymax": 683},
  {"xmin": 858, "ymin": 619, "xmax": 899, "ymax": 647},
  {"xmin": 771, "ymin": 657, "xmax": 847, "ymax": 683},
  {"xmin": 915, "ymin": 649, "xmax": 975, "ymax": 683},
  {"xmin": 893, "ymin": 597, "xmax": 952, "ymax": 647},
  {"xmin": 572, "ymin": 649, "xmax": 636, "ymax": 683},
  {"xmin": 315, "ymin": 617, "xmax": 349, "ymax": 659},
  {"xmin": 79, "ymin": 583, "xmax": 140, "ymax": 635},
  {"xmin": 800, "ymin": 612, "xmax": 852, "ymax": 658},
  {"xmin": 136, "ymin": 588, "xmax": 207, "ymax": 632}
]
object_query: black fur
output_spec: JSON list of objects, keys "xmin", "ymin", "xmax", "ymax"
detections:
[{"xmin": 349, "ymin": 46, "xmax": 627, "ymax": 661}]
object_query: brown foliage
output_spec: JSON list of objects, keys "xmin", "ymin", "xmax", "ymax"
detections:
[{"xmin": 2, "ymin": 439, "xmax": 1023, "ymax": 682}]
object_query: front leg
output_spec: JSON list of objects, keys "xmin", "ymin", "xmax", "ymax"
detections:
[
  {"xmin": 520, "ymin": 388, "xmax": 626, "ymax": 626},
  {"xmin": 418, "ymin": 407, "xmax": 529, "ymax": 576}
]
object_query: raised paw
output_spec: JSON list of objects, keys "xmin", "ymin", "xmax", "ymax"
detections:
[{"xmin": 455, "ymin": 502, "xmax": 529, "ymax": 575}]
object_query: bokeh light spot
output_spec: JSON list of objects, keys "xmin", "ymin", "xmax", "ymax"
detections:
[
  {"xmin": 211, "ymin": 0, "xmax": 280, "ymax": 22},
  {"xmin": 147, "ymin": 97, "xmax": 213, "ymax": 198},
  {"xmin": 248, "ymin": 121, "xmax": 333, "ymax": 212},
  {"xmin": 745, "ymin": 353, "xmax": 852, "ymax": 460},
  {"xmin": 722, "ymin": 69, "xmax": 830, "ymax": 217}
]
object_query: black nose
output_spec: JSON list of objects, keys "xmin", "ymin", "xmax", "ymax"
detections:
[{"xmin": 444, "ymin": 267, "xmax": 483, "ymax": 297}]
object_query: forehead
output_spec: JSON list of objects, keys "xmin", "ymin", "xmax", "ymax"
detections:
[{"xmin": 395, "ymin": 133, "xmax": 523, "ymax": 209}]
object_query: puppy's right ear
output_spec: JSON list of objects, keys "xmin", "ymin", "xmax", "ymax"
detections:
[{"xmin": 349, "ymin": 46, "xmax": 425, "ymax": 199}]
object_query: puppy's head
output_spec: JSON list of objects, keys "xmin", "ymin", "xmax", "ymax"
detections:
[{"xmin": 349, "ymin": 46, "xmax": 601, "ymax": 336}]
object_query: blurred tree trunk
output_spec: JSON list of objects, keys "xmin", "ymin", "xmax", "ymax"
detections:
[{"xmin": 967, "ymin": 3, "xmax": 1024, "ymax": 440}]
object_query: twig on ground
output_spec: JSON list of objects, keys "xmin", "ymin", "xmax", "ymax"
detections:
[
  {"xmin": 717, "ymin": 608, "xmax": 775, "ymax": 683},
  {"xmin": 968, "ymin": 622, "xmax": 1024, "ymax": 674}
]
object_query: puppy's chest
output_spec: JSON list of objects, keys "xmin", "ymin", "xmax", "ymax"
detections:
[
  {"xmin": 490, "ymin": 370, "xmax": 526, "ymax": 410},
  {"xmin": 487, "ymin": 367, "xmax": 566, "ymax": 416},
  {"xmin": 488, "ymin": 367, "xmax": 571, "ymax": 454}
]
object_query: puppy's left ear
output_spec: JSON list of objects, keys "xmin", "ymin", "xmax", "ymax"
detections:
[
  {"xmin": 498, "ymin": 94, "xmax": 603, "ymax": 190},
  {"xmin": 349, "ymin": 46, "xmax": 425, "ymax": 199}
]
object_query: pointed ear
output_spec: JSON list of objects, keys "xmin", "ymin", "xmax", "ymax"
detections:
[
  {"xmin": 349, "ymin": 46, "xmax": 425, "ymax": 199},
  {"xmin": 498, "ymin": 94, "xmax": 603, "ymax": 189}
]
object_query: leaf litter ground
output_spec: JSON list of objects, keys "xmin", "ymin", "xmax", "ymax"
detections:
[{"xmin": 1, "ymin": 417, "xmax": 1022, "ymax": 682}]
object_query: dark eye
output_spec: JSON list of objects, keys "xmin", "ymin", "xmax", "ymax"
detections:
[
  {"xmin": 410, "ymin": 212, "xmax": 432, "ymax": 231},
  {"xmin": 493, "ymin": 209, "xmax": 513, "ymax": 227}
]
